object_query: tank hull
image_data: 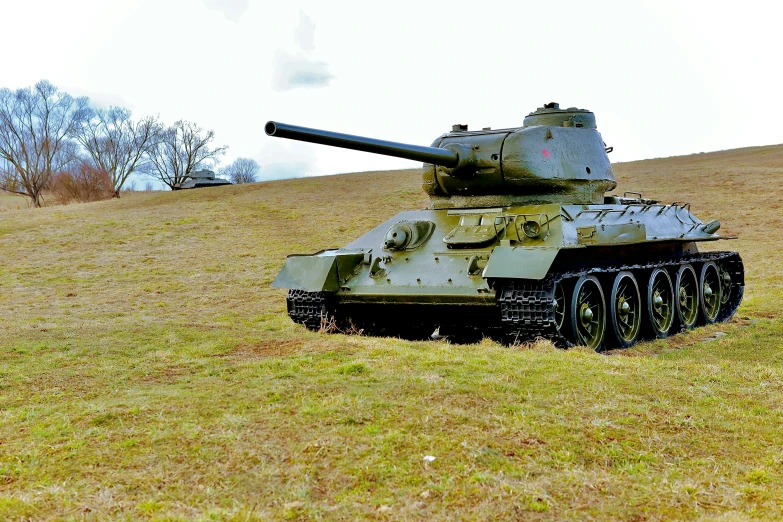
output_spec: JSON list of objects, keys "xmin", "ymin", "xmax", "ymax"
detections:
[{"xmin": 273, "ymin": 201, "xmax": 744, "ymax": 348}]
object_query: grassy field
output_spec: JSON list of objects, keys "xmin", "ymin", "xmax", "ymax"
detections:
[
  {"xmin": 0, "ymin": 192, "xmax": 31, "ymax": 211},
  {"xmin": 0, "ymin": 145, "xmax": 782, "ymax": 520}
]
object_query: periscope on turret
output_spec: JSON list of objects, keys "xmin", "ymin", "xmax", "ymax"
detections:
[{"xmin": 266, "ymin": 103, "xmax": 744, "ymax": 350}]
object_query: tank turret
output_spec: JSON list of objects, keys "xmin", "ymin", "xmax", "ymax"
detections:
[{"xmin": 265, "ymin": 103, "xmax": 616, "ymax": 209}]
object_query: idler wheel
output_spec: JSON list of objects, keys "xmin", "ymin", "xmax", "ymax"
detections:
[
  {"xmin": 608, "ymin": 271, "xmax": 641, "ymax": 348},
  {"xmin": 646, "ymin": 268, "xmax": 675, "ymax": 338},
  {"xmin": 699, "ymin": 262, "xmax": 722, "ymax": 324},
  {"xmin": 553, "ymin": 281, "xmax": 567, "ymax": 335},
  {"xmin": 675, "ymin": 264, "xmax": 699, "ymax": 329},
  {"xmin": 719, "ymin": 265, "xmax": 733, "ymax": 308},
  {"xmin": 715, "ymin": 257, "xmax": 744, "ymax": 323},
  {"xmin": 570, "ymin": 275, "xmax": 606, "ymax": 350}
]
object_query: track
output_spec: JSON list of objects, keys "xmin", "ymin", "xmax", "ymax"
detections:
[
  {"xmin": 286, "ymin": 289, "xmax": 331, "ymax": 331},
  {"xmin": 286, "ymin": 251, "xmax": 744, "ymax": 349},
  {"xmin": 498, "ymin": 251, "xmax": 744, "ymax": 348}
]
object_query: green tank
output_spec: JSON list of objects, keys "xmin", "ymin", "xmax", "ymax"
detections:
[{"xmin": 267, "ymin": 103, "xmax": 744, "ymax": 349}]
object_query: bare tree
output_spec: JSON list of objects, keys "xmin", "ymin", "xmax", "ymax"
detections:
[
  {"xmin": 221, "ymin": 157, "xmax": 259, "ymax": 184},
  {"xmin": 74, "ymin": 107, "xmax": 161, "ymax": 198},
  {"xmin": 0, "ymin": 80, "xmax": 88, "ymax": 207},
  {"xmin": 143, "ymin": 120, "xmax": 227, "ymax": 190}
]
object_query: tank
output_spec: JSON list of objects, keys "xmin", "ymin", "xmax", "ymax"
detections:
[
  {"xmin": 267, "ymin": 103, "xmax": 744, "ymax": 349},
  {"xmin": 172, "ymin": 169, "xmax": 232, "ymax": 190}
]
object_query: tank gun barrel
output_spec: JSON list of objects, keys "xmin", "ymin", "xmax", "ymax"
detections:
[{"xmin": 265, "ymin": 121, "xmax": 459, "ymax": 168}]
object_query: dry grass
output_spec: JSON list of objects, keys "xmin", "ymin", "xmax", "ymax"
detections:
[
  {"xmin": 0, "ymin": 146, "xmax": 781, "ymax": 520},
  {"xmin": 0, "ymin": 192, "xmax": 30, "ymax": 211}
]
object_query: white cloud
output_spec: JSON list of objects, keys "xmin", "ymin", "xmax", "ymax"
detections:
[
  {"xmin": 272, "ymin": 51, "xmax": 334, "ymax": 91},
  {"xmin": 294, "ymin": 10, "xmax": 316, "ymax": 52},
  {"xmin": 272, "ymin": 9, "xmax": 333, "ymax": 92},
  {"xmin": 64, "ymin": 86, "xmax": 131, "ymax": 110},
  {"xmin": 257, "ymin": 162, "xmax": 310, "ymax": 181},
  {"xmin": 202, "ymin": 0, "xmax": 248, "ymax": 23},
  {"xmin": 253, "ymin": 138, "xmax": 317, "ymax": 180}
]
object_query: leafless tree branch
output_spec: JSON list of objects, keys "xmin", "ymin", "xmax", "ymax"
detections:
[
  {"xmin": 0, "ymin": 80, "xmax": 87, "ymax": 207},
  {"xmin": 142, "ymin": 120, "xmax": 227, "ymax": 190},
  {"xmin": 74, "ymin": 107, "xmax": 162, "ymax": 197},
  {"xmin": 220, "ymin": 157, "xmax": 260, "ymax": 184}
]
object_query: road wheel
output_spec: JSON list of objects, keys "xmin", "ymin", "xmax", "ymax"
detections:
[
  {"xmin": 675, "ymin": 264, "xmax": 699, "ymax": 329},
  {"xmin": 646, "ymin": 268, "xmax": 675, "ymax": 338},
  {"xmin": 570, "ymin": 275, "xmax": 606, "ymax": 350},
  {"xmin": 699, "ymin": 262, "xmax": 722, "ymax": 324},
  {"xmin": 608, "ymin": 271, "xmax": 642, "ymax": 348}
]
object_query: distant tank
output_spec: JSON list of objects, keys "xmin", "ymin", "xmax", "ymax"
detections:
[
  {"xmin": 267, "ymin": 103, "xmax": 744, "ymax": 349},
  {"xmin": 173, "ymin": 169, "xmax": 231, "ymax": 190}
]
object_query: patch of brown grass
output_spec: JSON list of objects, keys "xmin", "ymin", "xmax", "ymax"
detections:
[{"xmin": 228, "ymin": 338, "xmax": 308, "ymax": 358}]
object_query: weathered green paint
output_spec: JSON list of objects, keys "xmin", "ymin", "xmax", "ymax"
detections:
[
  {"xmin": 267, "ymin": 102, "xmax": 616, "ymax": 209},
  {"xmin": 424, "ymin": 116, "xmax": 614, "ymax": 207},
  {"xmin": 272, "ymin": 199, "xmax": 730, "ymax": 298},
  {"xmin": 266, "ymin": 102, "xmax": 737, "ymax": 314},
  {"xmin": 576, "ymin": 223, "xmax": 646, "ymax": 245},
  {"xmin": 483, "ymin": 246, "xmax": 560, "ymax": 280},
  {"xmin": 271, "ymin": 250, "xmax": 363, "ymax": 292}
]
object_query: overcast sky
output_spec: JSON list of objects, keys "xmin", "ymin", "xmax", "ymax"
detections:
[{"xmin": 2, "ymin": 0, "xmax": 782, "ymax": 184}]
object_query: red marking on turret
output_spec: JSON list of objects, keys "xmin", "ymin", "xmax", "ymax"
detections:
[{"xmin": 542, "ymin": 148, "xmax": 550, "ymax": 158}]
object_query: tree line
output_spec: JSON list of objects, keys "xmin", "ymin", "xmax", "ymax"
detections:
[{"xmin": 0, "ymin": 80, "xmax": 259, "ymax": 207}]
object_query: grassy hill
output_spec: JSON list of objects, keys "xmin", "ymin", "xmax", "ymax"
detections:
[
  {"xmin": 1, "ymin": 145, "xmax": 782, "ymax": 520},
  {"xmin": 0, "ymin": 193, "xmax": 30, "ymax": 211}
]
